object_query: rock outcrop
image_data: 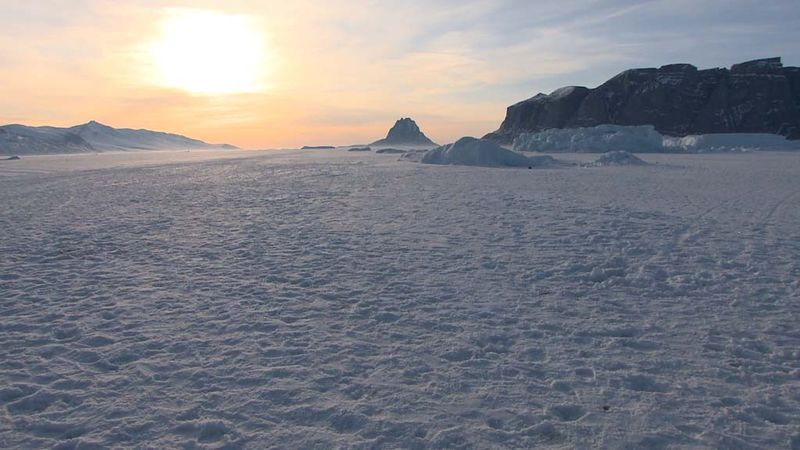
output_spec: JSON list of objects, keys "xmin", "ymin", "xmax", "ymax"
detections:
[
  {"xmin": 371, "ymin": 118, "xmax": 437, "ymax": 147},
  {"xmin": 485, "ymin": 57, "xmax": 800, "ymax": 143}
]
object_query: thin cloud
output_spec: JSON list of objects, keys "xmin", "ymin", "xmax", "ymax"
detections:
[{"xmin": 0, "ymin": 0, "xmax": 798, "ymax": 147}]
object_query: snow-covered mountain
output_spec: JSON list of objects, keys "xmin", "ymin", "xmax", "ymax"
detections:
[
  {"xmin": 0, "ymin": 121, "xmax": 237, "ymax": 155},
  {"xmin": 0, "ymin": 124, "xmax": 95, "ymax": 155}
]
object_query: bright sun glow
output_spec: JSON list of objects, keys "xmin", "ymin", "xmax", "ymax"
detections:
[{"xmin": 149, "ymin": 9, "xmax": 268, "ymax": 95}]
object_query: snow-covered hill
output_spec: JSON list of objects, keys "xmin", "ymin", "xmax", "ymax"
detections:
[{"xmin": 0, "ymin": 121, "xmax": 236, "ymax": 155}]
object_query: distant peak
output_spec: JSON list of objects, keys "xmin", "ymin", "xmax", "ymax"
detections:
[
  {"xmin": 389, "ymin": 118, "xmax": 421, "ymax": 133},
  {"xmin": 76, "ymin": 120, "xmax": 113, "ymax": 130},
  {"xmin": 371, "ymin": 117, "xmax": 437, "ymax": 146}
]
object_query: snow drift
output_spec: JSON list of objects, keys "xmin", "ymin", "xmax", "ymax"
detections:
[
  {"xmin": 513, "ymin": 125, "xmax": 800, "ymax": 153},
  {"xmin": 421, "ymin": 137, "xmax": 560, "ymax": 168}
]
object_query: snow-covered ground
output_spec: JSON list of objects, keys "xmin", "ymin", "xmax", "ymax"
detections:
[{"xmin": 1, "ymin": 149, "xmax": 799, "ymax": 448}]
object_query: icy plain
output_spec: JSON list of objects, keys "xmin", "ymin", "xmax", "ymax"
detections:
[{"xmin": 1, "ymin": 149, "xmax": 799, "ymax": 449}]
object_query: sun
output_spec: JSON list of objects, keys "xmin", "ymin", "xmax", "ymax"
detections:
[{"xmin": 148, "ymin": 9, "xmax": 268, "ymax": 95}]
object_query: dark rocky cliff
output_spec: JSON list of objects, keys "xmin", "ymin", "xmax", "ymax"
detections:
[{"xmin": 485, "ymin": 57, "xmax": 800, "ymax": 143}]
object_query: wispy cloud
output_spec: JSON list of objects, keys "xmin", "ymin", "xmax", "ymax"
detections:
[{"xmin": 0, "ymin": 0, "xmax": 798, "ymax": 147}]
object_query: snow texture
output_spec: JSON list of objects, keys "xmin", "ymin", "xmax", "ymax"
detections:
[
  {"xmin": 514, "ymin": 124, "xmax": 800, "ymax": 153},
  {"xmin": 421, "ymin": 137, "xmax": 556, "ymax": 167},
  {"xmin": 1, "ymin": 149, "xmax": 799, "ymax": 449}
]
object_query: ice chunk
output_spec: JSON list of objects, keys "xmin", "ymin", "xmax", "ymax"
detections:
[
  {"xmin": 663, "ymin": 133, "xmax": 800, "ymax": 153},
  {"xmin": 514, "ymin": 125, "xmax": 665, "ymax": 153},
  {"xmin": 421, "ymin": 137, "xmax": 548, "ymax": 168},
  {"xmin": 591, "ymin": 151, "xmax": 648, "ymax": 166}
]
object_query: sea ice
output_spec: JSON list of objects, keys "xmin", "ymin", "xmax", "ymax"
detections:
[{"xmin": 0, "ymin": 149, "xmax": 798, "ymax": 448}]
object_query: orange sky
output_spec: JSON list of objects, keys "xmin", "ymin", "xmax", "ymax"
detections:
[
  {"xmin": 0, "ymin": 1, "xmax": 513, "ymax": 148},
  {"xmin": 2, "ymin": 1, "xmax": 797, "ymax": 148}
]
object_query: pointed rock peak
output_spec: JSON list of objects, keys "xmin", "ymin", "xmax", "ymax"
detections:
[
  {"xmin": 372, "ymin": 117, "xmax": 437, "ymax": 147},
  {"xmin": 387, "ymin": 118, "xmax": 421, "ymax": 137}
]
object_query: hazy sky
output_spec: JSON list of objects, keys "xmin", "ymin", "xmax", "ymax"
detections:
[{"xmin": 1, "ymin": 0, "xmax": 798, "ymax": 148}]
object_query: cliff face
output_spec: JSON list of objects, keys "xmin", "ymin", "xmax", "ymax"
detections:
[{"xmin": 485, "ymin": 58, "xmax": 800, "ymax": 143}]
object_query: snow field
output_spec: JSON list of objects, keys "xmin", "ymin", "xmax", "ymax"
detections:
[{"xmin": 1, "ymin": 150, "xmax": 799, "ymax": 448}]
